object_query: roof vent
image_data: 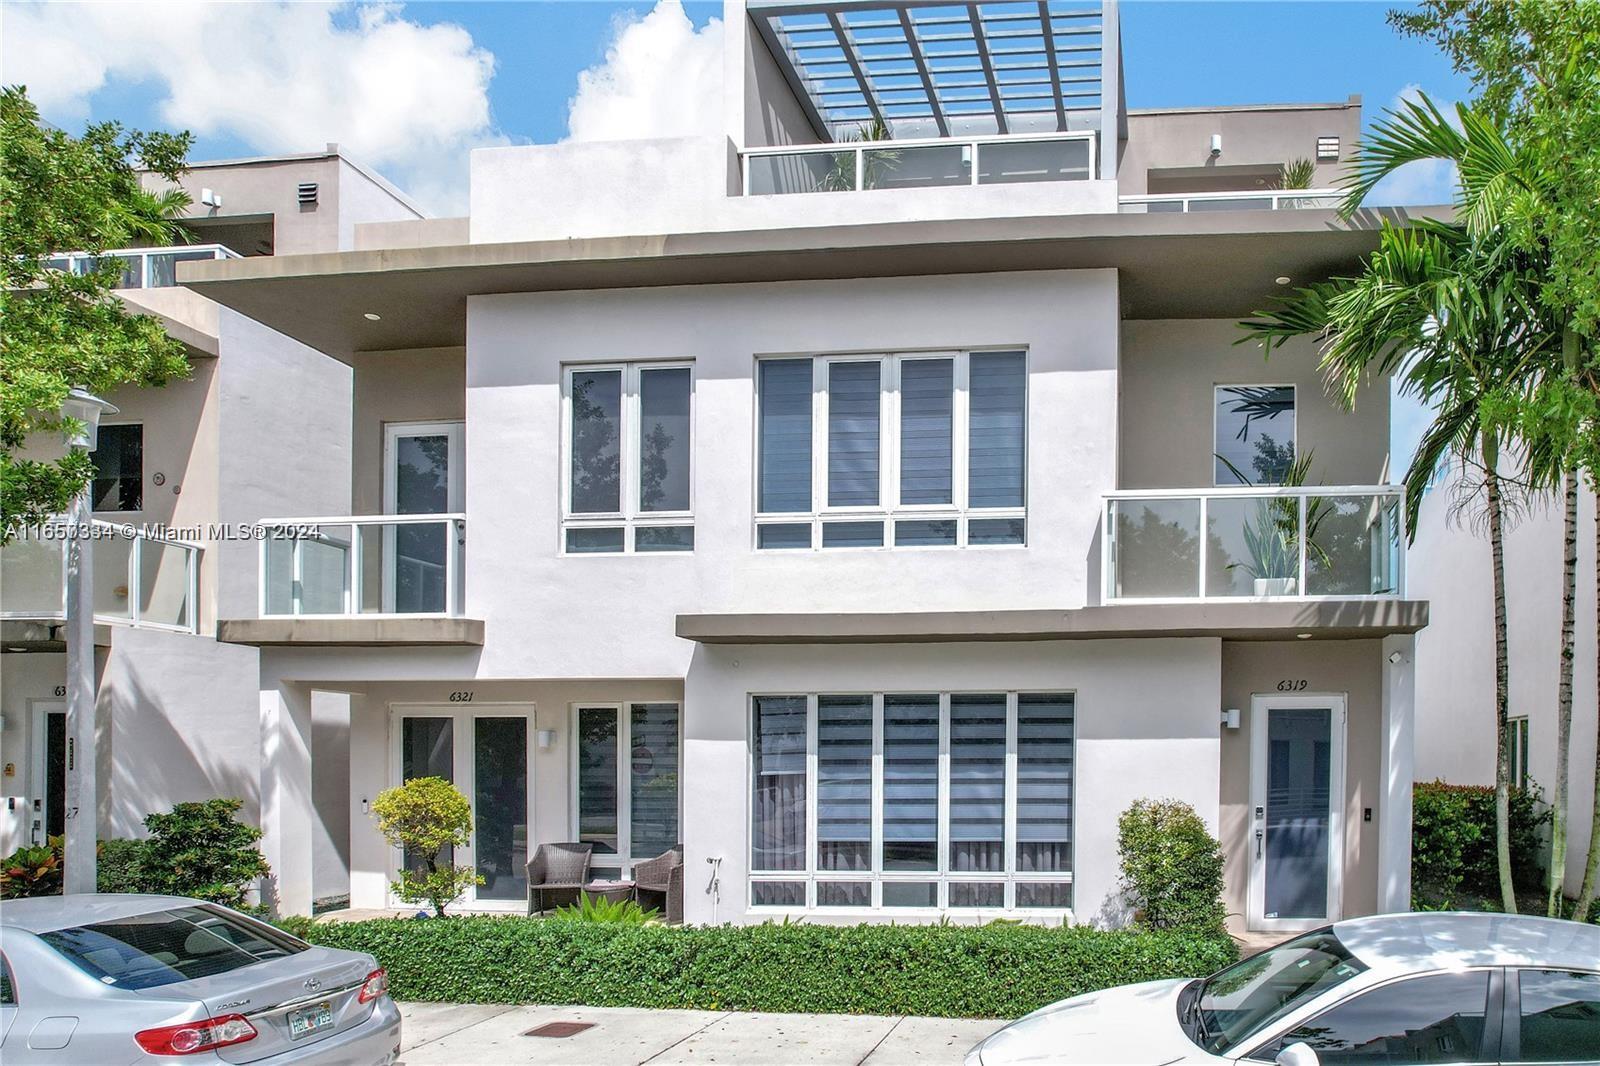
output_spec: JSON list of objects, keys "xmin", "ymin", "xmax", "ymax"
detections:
[
  {"xmin": 297, "ymin": 182, "xmax": 319, "ymax": 205},
  {"xmin": 1316, "ymin": 136, "xmax": 1340, "ymax": 161}
]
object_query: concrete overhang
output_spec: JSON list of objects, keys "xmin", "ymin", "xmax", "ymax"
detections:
[
  {"xmin": 217, "ymin": 617, "xmax": 485, "ymax": 647},
  {"xmin": 675, "ymin": 600, "xmax": 1429, "ymax": 645},
  {"xmin": 180, "ymin": 206, "xmax": 1451, "ymax": 362}
]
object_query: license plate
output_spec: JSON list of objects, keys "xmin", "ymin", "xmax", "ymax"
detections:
[{"xmin": 288, "ymin": 1002, "xmax": 334, "ymax": 1039}]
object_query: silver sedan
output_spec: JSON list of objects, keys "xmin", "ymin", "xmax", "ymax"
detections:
[{"xmin": 0, "ymin": 894, "xmax": 400, "ymax": 1065}]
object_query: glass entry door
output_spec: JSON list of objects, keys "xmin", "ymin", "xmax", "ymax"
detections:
[
  {"xmin": 393, "ymin": 706, "xmax": 532, "ymax": 911},
  {"xmin": 383, "ymin": 422, "xmax": 463, "ymax": 614},
  {"xmin": 1248, "ymin": 695, "xmax": 1346, "ymax": 932}
]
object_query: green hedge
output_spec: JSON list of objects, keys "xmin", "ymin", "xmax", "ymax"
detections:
[
  {"xmin": 298, "ymin": 917, "xmax": 1235, "ymax": 1018},
  {"xmin": 1413, "ymin": 780, "xmax": 1547, "ymax": 905}
]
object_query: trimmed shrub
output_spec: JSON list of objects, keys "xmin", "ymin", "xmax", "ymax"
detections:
[
  {"xmin": 1413, "ymin": 780, "xmax": 1547, "ymax": 905},
  {"xmin": 1117, "ymin": 799, "xmax": 1226, "ymax": 936},
  {"xmin": 551, "ymin": 895, "xmax": 658, "ymax": 924},
  {"xmin": 299, "ymin": 917, "xmax": 1235, "ymax": 1018},
  {"xmin": 140, "ymin": 799, "xmax": 270, "ymax": 908},
  {"xmin": 0, "ymin": 838, "xmax": 63, "ymax": 899},
  {"xmin": 371, "ymin": 776, "xmax": 482, "ymax": 917},
  {"xmin": 97, "ymin": 837, "xmax": 149, "ymax": 894}
]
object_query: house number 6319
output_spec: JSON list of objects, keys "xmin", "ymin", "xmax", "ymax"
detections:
[
  {"xmin": 448, "ymin": 691, "xmax": 474, "ymax": 703},
  {"xmin": 1277, "ymin": 680, "xmax": 1308, "ymax": 692}
]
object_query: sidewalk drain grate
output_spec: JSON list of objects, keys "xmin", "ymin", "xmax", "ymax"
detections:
[{"xmin": 524, "ymin": 1022, "xmax": 595, "ymax": 1039}]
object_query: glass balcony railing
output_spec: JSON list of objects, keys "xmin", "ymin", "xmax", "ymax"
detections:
[
  {"xmin": 1118, "ymin": 190, "xmax": 1342, "ymax": 213},
  {"xmin": 259, "ymin": 514, "xmax": 466, "ymax": 618},
  {"xmin": 1103, "ymin": 486, "xmax": 1403, "ymax": 602},
  {"xmin": 44, "ymin": 244, "xmax": 242, "ymax": 289},
  {"xmin": 0, "ymin": 519, "xmax": 201, "ymax": 632},
  {"xmin": 742, "ymin": 131, "xmax": 1097, "ymax": 196}
]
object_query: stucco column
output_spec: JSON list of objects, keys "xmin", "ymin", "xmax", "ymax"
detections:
[
  {"xmin": 347, "ymin": 696, "xmax": 391, "ymax": 910},
  {"xmin": 1378, "ymin": 634, "xmax": 1416, "ymax": 913},
  {"xmin": 260, "ymin": 678, "xmax": 314, "ymax": 916}
]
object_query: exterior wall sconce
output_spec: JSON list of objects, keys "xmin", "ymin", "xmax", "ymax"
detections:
[
  {"xmin": 537, "ymin": 729, "xmax": 556, "ymax": 750},
  {"xmin": 1209, "ymin": 134, "xmax": 1222, "ymax": 157},
  {"xmin": 1222, "ymin": 708, "xmax": 1241, "ymax": 730}
]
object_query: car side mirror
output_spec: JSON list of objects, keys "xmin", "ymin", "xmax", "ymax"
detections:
[{"xmin": 1276, "ymin": 1042, "xmax": 1320, "ymax": 1066}]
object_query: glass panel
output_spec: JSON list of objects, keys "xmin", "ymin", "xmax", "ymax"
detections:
[
  {"xmin": 758, "ymin": 359, "xmax": 813, "ymax": 513},
  {"xmin": 1272, "ymin": 971, "xmax": 1490, "ymax": 1064},
  {"xmin": 948, "ymin": 882, "xmax": 1004, "ymax": 907},
  {"xmin": 629, "ymin": 703, "xmax": 680, "ymax": 859},
  {"xmin": 473, "ymin": 717, "xmax": 528, "ymax": 901},
  {"xmin": 146, "ymin": 248, "xmax": 215, "ymax": 287},
  {"xmin": 822, "ymin": 521, "xmax": 883, "ymax": 548},
  {"xmin": 1215, "ymin": 385, "xmax": 1295, "ymax": 485},
  {"xmin": 92, "ymin": 528, "xmax": 134, "ymax": 621},
  {"xmin": 301, "ymin": 525, "xmax": 351, "ymax": 615},
  {"xmin": 263, "ymin": 535, "xmax": 293, "ymax": 616},
  {"xmin": 750, "ymin": 881, "xmax": 806, "ymax": 906},
  {"xmin": 882, "ymin": 694, "xmax": 938, "ymax": 871},
  {"xmin": 968, "ymin": 518, "xmax": 1025, "ymax": 546},
  {"xmin": 401, "ymin": 717, "xmax": 453, "ymax": 873},
  {"xmin": 827, "ymin": 361, "xmax": 881, "ymax": 507},
  {"xmin": 1015, "ymin": 883, "xmax": 1073, "ymax": 908},
  {"xmin": 638, "ymin": 367, "xmax": 690, "ymax": 512},
  {"xmin": 394, "ymin": 434, "xmax": 451, "ymax": 513},
  {"xmin": 747, "ymin": 151, "xmax": 845, "ymax": 195},
  {"xmin": 899, "ymin": 358, "xmax": 954, "ymax": 505},
  {"xmin": 46, "ymin": 712, "xmax": 65, "ymax": 837},
  {"xmin": 1265, "ymin": 707, "xmax": 1333, "ymax": 920},
  {"xmin": 0, "ymin": 531, "xmax": 64, "ymax": 616},
  {"xmin": 881, "ymin": 882, "xmax": 936, "ymax": 907},
  {"xmin": 816, "ymin": 881, "xmax": 871, "ymax": 907},
  {"xmin": 635, "ymin": 525, "xmax": 694, "ymax": 552},
  {"xmin": 1191, "ymin": 197, "xmax": 1277, "ymax": 212},
  {"xmin": 1111, "ymin": 499, "xmax": 1200, "ymax": 598},
  {"xmin": 950, "ymin": 694, "xmax": 1006, "ymax": 873},
  {"xmin": 570, "ymin": 370, "xmax": 622, "ymax": 513},
  {"xmin": 1304, "ymin": 494, "xmax": 1399, "ymax": 596},
  {"xmin": 1518, "ymin": 970, "xmax": 1600, "ymax": 1062},
  {"xmin": 566, "ymin": 527, "xmax": 625, "ymax": 554},
  {"xmin": 752, "ymin": 696, "xmax": 807, "ymax": 872},
  {"xmin": 91, "ymin": 424, "xmax": 143, "ymax": 512},
  {"xmin": 138, "ymin": 540, "xmax": 190, "ymax": 628},
  {"xmin": 1207, "ymin": 496, "xmax": 1301, "ymax": 597},
  {"xmin": 895, "ymin": 520, "xmax": 957, "ymax": 547},
  {"xmin": 968, "ymin": 352, "xmax": 1026, "ymax": 508},
  {"xmin": 864, "ymin": 143, "xmax": 969, "ymax": 190},
  {"xmin": 978, "ymin": 139, "xmax": 1091, "ymax": 184},
  {"xmin": 816, "ymin": 695, "xmax": 872, "ymax": 872},
  {"xmin": 576, "ymin": 708, "xmax": 619, "ymax": 856},
  {"xmin": 757, "ymin": 523, "xmax": 811, "ymax": 550},
  {"xmin": 1016, "ymin": 693, "xmax": 1073, "ymax": 873}
]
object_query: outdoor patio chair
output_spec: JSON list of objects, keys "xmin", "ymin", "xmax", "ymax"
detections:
[
  {"xmin": 632, "ymin": 847, "xmax": 684, "ymax": 924},
  {"xmin": 526, "ymin": 841, "xmax": 594, "ymax": 914}
]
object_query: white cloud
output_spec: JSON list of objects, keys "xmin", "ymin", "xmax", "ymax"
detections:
[
  {"xmin": 1366, "ymin": 84, "xmax": 1459, "ymax": 207},
  {"xmin": 2, "ymin": 1, "xmax": 504, "ymax": 214},
  {"xmin": 565, "ymin": 0, "xmax": 722, "ymax": 142}
]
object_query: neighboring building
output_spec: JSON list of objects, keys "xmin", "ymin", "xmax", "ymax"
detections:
[
  {"xmin": 10, "ymin": 1, "xmax": 1440, "ymax": 935},
  {"xmin": 1410, "ymin": 467, "xmax": 1599, "ymax": 896},
  {"xmin": 0, "ymin": 147, "xmax": 423, "ymax": 909}
]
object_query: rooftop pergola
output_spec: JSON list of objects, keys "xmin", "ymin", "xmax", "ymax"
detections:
[{"xmin": 748, "ymin": 0, "xmax": 1110, "ymax": 142}]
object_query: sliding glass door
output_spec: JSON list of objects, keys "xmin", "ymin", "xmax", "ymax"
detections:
[{"xmin": 572, "ymin": 703, "xmax": 681, "ymax": 879}]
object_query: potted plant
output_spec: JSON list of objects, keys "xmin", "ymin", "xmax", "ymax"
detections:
[{"xmin": 1217, "ymin": 452, "xmax": 1332, "ymax": 596}]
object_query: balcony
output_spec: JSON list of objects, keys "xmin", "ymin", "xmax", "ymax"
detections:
[
  {"xmin": 46, "ymin": 244, "xmax": 241, "ymax": 290},
  {"xmin": 743, "ymin": 131, "xmax": 1097, "ymax": 196},
  {"xmin": 258, "ymin": 514, "xmax": 466, "ymax": 618},
  {"xmin": 1118, "ymin": 190, "xmax": 1342, "ymax": 214},
  {"xmin": 0, "ymin": 520, "xmax": 201, "ymax": 632},
  {"xmin": 1103, "ymin": 486, "xmax": 1403, "ymax": 603}
]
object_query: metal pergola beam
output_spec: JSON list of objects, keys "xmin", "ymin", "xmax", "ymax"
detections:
[
  {"xmin": 966, "ymin": 5, "xmax": 1007, "ymax": 133},
  {"xmin": 1038, "ymin": 1, "xmax": 1068, "ymax": 130},
  {"xmin": 897, "ymin": 9, "xmax": 949, "ymax": 136},
  {"xmin": 827, "ymin": 11, "xmax": 887, "ymax": 130}
]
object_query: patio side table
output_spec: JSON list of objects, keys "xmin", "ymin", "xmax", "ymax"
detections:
[{"xmin": 581, "ymin": 879, "xmax": 636, "ymax": 905}]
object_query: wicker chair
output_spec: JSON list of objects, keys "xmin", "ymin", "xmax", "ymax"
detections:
[
  {"xmin": 632, "ymin": 847, "xmax": 684, "ymax": 924},
  {"xmin": 526, "ymin": 841, "xmax": 594, "ymax": 914}
]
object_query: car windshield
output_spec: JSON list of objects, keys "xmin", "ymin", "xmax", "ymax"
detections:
[
  {"xmin": 1188, "ymin": 929, "xmax": 1367, "ymax": 1055},
  {"xmin": 39, "ymin": 905, "xmax": 306, "ymax": 990}
]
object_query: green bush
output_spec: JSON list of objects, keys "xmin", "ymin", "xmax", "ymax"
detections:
[
  {"xmin": 551, "ymin": 895, "xmax": 658, "ymax": 924},
  {"xmin": 370, "ymin": 777, "xmax": 482, "ymax": 917},
  {"xmin": 0, "ymin": 838, "xmax": 63, "ymax": 899},
  {"xmin": 96, "ymin": 837, "xmax": 149, "ymax": 893},
  {"xmin": 1117, "ymin": 798, "xmax": 1227, "ymax": 936},
  {"xmin": 272, "ymin": 914, "xmax": 320, "ymax": 941},
  {"xmin": 1413, "ymin": 780, "xmax": 1548, "ymax": 905},
  {"xmin": 298, "ymin": 917, "xmax": 1235, "ymax": 1018},
  {"xmin": 140, "ymin": 799, "xmax": 270, "ymax": 908}
]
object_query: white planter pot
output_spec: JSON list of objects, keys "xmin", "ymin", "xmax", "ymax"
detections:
[{"xmin": 1254, "ymin": 577, "xmax": 1298, "ymax": 597}]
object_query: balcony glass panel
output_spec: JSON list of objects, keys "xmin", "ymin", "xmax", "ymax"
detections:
[
  {"xmin": 864, "ymin": 144, "xmax": 969, "ymax": 190},
  {"xmin": 146, "ymin": 248, "xmax": 220, "ymax": 287},
  {"xmin": 1304, "ymin": 493, "xmax": 1402, "ymax": 596},
  {"xmin": 1206, "ymin": 495, "xmax": 1301, "ymax": 597},
  {"xmin": 264, "ymin": 536, "xmax": 294, "ymax": 616},
  {"xmin": 92, "ymin": 528, "xmax": 134, "ymax": 622},
  {"xmin": 300, "ymin": 525, "xmax": 352, "ymax": 614},
  {"xmin": 978, "ymin": 138, "xmax": 1091, "ymax": 184},
  {"xmin": 747, "ymin": 150, "xmax": 846, "ymax": 195},
  {"xmin": 262, "ymin": 516, "xmax": 461, "ymax": 617},
  {"xmin": 1110, "ymin": 498, "xmax": 1201, "ymax": 598},
  {"xmin": 138, "ymin": 539, "xmax": 191, "ymax": 629},
  {"xmin": 0, "ymin": 533, "xmax": 63, "ymax": 616}
]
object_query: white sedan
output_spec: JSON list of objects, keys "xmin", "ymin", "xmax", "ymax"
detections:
[{"xmin": 966, "ymin": 912, "xmax": 1600, "ymax": 1065}]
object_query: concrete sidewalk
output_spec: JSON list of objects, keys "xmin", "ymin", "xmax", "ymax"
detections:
[{"xmin": 399, "ymin": 1001, "xmax": 1006, "ymax": 1065}]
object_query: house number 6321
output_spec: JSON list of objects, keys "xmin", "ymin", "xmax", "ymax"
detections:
[
  {"xmin": 448, "ymin": 691, "xmax": 474, "ymax": 703},
  {"xmin": 1276, "ymin": 680, "xmax": 1308, "ymax": 692}
]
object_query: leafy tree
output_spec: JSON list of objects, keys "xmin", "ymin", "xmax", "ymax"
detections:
[
  {"xmin": 1117, "ymin": 799, "xmax": 1226, "ymax": 936},
  {"xmin": 1, "ymin": 85, "xmax": 193, "ymax": 535},
  {"xmin": 140, "ymin": 799, "xmax": 271, "ymax": 909},
  {"xmin": 371, "ymin": 776, "xmax": 482, "ymax": 917}
]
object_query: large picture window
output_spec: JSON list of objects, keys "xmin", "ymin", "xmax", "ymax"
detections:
[
  {"xmin": 563, "ymin": 363, "xmax": 693, "ymax": 553},
  {"xmin": 750, "ymin": 691, "xmax": 1074, "ymax": 912},
  {"xmin": 572, "ymin": 703, "xmax": 682, "ymax": 878},
  {"xmin": 755, "ymin": 350, "xmax": 1027, "ymax": 550}
]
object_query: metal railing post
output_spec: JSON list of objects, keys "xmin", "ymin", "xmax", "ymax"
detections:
[
  {"xmin": 855, "ymin": 147, "xmax": 865, "ymax": 191},
  {"xmin": 128, "ymin": 530, "xmax": 141, "ymax": 626},
  {"xmin": 1197, "ymin": 496, "xmax": 1209, "ymax": 597},
  {"xmin": 1297, "ymin": 493, "xmax": 1309, "ymax": 595},
  {"xmin": 445, "ymin": 519, "xmax": 460, "ymax": 617},
  {"xmin": 349, "ymin": 521, "xmax": 363, "ymax": 615}
]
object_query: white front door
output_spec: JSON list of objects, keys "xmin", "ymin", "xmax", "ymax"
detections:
[
  {"xmin": 382, "ymin": 422, "xmax": 464, "ymax": 614},
  {"xmin": 1248, "ymin": 695, "xmax": 1346, "ymax": 933},
  {"xmin": 390, "ymin": 704, "xmax": 534, "ymax": 911}
]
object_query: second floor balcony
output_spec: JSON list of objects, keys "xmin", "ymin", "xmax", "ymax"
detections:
[
  {"xmin": 743, "ymin": 131, "xmax": 1097, "ymax": 196},
  {"xmin": 0, "ymin": 520, "xmax": 201, "ymax": 633},
  {"xmin": 259, "ymin": 514, "xmax": 466, "ymax": 618},
  {"xmin": 46, "ymin": 243, "xmax": 241, "ymax": 290},
  {"xmin": 1104, "ymin": 486, "xmax": 1403, "ymax": 603},
  {"xmin": 1118, "ymin": 190, "xmax": 1343, "ymax": 214}
]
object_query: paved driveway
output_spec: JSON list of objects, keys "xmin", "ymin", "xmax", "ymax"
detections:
[{"xmin": 399, "ymin": 1001, "xmax": 1005, "ymax": 1065}]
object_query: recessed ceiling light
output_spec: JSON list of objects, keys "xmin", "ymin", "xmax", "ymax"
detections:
[
  {"xmin": 1275, "ymin": 276, "xmax": 1292, "ymax": 286},
  {"xmin": 1296, "ymin": 632, "xmax": 1313, "ymax": 640},
  {"xmin": 363, "ymin": 312, "xmax": 382, "ymax": 321},
  {"xmin": 5, "ymin": 646, "xmax": 28, "ymax": 653}
]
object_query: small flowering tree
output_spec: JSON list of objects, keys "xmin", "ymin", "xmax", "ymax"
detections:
[{"xmin": 371, "ymin": 777, "xmax": 482, "ymax": 916}]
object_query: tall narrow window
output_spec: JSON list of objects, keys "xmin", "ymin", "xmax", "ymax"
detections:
[
  {"xmin": 91, "ymin": 423, "xmax": 143, "ymax": 512},
  {"xmin": 968, "ymin": 352, "xmax": 1026, "ymax": 508},
  {"xmin": 881, "ymin": 694, "xmax": 939, "ymax": 871},
  {"xmin": 827, "ymin": 361, "xmax": 882, "ymax": 506},
  {"xmin": 816, "ymin": 695, "xmax": 872, "ymax": 880},
  {"xmin": 1214, "ymin": 385, "xmax": 1295, "ymax": 485},
  {"xmin": 751, "ymin": 696, "xmax": 807, "ymax": 873},
  {"xmin": 1015, "ymin": 693, "xmax": 1074, "ymax": 878},
  {"xmin": 629, "ymin": 703, "xmax": 680, "ymax": 859},
  {"xmin": 569, "ymin": 370, "xmax": 622, "ymax": 514},
  {"xmin": 572, "ymin": 703, "xmax": 681, "ymax": 877},
  {"xmin": 575, "ymin": 707, "xmax": 619, "ymax": 861},
  {"xmin": 899, "ymin": 358, "xmax": 954, "ymax": 505},
  {"xmin": 758, "ymin": 359, "xmax": 813, "ymax": 513},
  {"xmin": 638, "ymin": 368, "xmax": 690, "ymax": 513},
  {"xmin": 949, "ymin": 694, "xmax": 1006, "ymax": 873}
]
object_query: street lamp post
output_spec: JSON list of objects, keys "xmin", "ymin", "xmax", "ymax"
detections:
[{"xmin": 60, "ymin": 387, "xmax": 116, "ymax": 895}]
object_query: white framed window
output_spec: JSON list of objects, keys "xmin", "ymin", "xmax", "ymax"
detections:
[
  {"xmin": 754, "ymin": 350, "xmax": 1027, "ymax": 550},
  {"xmin": 1508, "ymin": 716, "xmax": 1530, "ymax": 790},
  {"xmin": 571, "ymin": 702, "xmax": 682, "ymax": 877},
  {"xmin": 1214, "ymin": 384, "xmax": 1296, "ymax": 486},
  {"xmin": 562, "ymin": 362, "xmax": 694, "ymax": 554},
  {"xmin": 749, "ymin": 690, "xmax": 1073, "ymax": 913}
]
